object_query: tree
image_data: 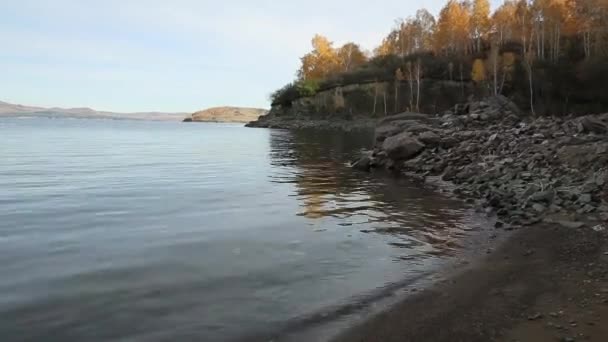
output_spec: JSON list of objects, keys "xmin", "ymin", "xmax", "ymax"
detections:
[
  {"xmin": 337, "ymin": 43, "xmax": 367, "ymax": 72},
  {"xmin": 375, "ymin": 29, "xmax": 400, "ymax": 56},
  {"xmin": 567, "ymin": 0, "xmax": 608, "ymax": 58},
  {"xmin": 516, "ymin": 0, "xmax": 533, "ymax": 55},
  {"xmin": 413, "ymin": 9, "xmax": 437, "ymax": 52},
  {"xmin": 493, "ymin": 1, "xmax": 519, "ymax": 46},
  {"xmin": 470, "ymin": 0, "xmax": 492, "ymax": 52},
  {"xmin": 395, "ymin": 68, "xmax": 405, "ymax": 112},
  {"xmin": 298, "ymin": 34, "xmax": 339, "ymax": 81},
  {"xmin": 499, "ymin": 51, "xmax": 517, "ymax": 93},
  {"xmin": 375, "ymin": 12, "xmax": 436, "ymax": 57},
  {"xmin": 414, "ymin": 58, "xmax": 422, "ymax": 111},
  {"xmin": 487, "ymin": 43, "xmax": 500, "ymax": 94},
  {"xmin": 472, "ymin": 58, "xmax": 487, "ymax": 83},
  {"xmin": 406, "ymin": 61, "xmax": 415, "ymax": 110},
  {"xmin": 435, "ymin": 0, "xmax": 472, "ymax": 55}
]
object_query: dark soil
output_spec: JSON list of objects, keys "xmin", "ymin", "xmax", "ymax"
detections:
[{"xmin": 332, "ymin": 224, "xmax": 608, "ymax": 342}]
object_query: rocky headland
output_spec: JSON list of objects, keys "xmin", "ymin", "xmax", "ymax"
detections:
[
  {"xmin": 246, "ymin": 79, "xmax": 470, "ymax": 131},
  {"xmin": 353, "ymin": 95, "xmax": 608, "ymax": 231},
  {"xmin": 245, "ymin": 112, "xmax": 376, "ymax": 131},
  {"xmin": 185, "ymin": 107, "xmax": 267, "ymax": 123}
]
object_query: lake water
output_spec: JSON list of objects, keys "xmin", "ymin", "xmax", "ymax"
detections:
[{"xmin": 0, "ymin": 118, "xmax": 487, "ymax": 341}]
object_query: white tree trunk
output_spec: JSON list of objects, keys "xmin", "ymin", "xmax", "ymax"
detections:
[
  {"xmin": 408, "ymin": 65, "xmax": 414, "ymax": 111},
  {"xmin": 416, "ymin": 66, "xmax": 420, "ymax": 111},
  {"xmin": 373, "ymin": 82, "xmax": 378, "ymax": 115},
  {"xmin": 493, "ymin": 52, "xmax": 498, "ymax": 95},
  {"xmin": 383, "ymin": 91, "xmax": 387, "ymax": 116}
]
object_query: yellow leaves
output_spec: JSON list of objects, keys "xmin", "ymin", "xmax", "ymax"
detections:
[
  {"xmin": 395, "ymin": 68, "xmax": 405, "ymax": 81},
  {"xmin": 471, "ymin": 0, "xmax": 492, "ymax": 37},
  {"xmin": 374, "ymin": 9, "xmax": 436, "ymax": 57},
  {"xmin": 299, "ymin": 36, "xmax": 367, "ymax": 80},
  {"xmin": 502, "ymin": 52, "xmax": 516, "ymax": 68},
  {"xmin": 337, "ymin": 43, "xmax": 367, "ymax": 72},
  {"xmin": 435, "ymin": 0, "xmax": 471, "ymax": 53},
  {"xmin": 298, "ymin": 34, "xmax": 339, "ymax": 81},
  {"xmin": 501, "ymin": 52, "xmax": 517, "ymax": 82},
  {"xmin": 471, "ymin": 58, "xmax": 487, "ymax": 82}
]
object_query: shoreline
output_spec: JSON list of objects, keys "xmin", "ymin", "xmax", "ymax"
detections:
[
  {"xmin": 338, "ymin": 96, "xmax": 608, "ymax": 341},
  {"xmin": 245, "ymin": 114, "xmax": 377, "ymax": 131},
  {"xmin": 273, "ymin": 181, "xmax": 511, "ymax": 342},
  {"xmin": 250, "ymin": 95, "xmax": 608, "ymax": 341},
  {"xmin": 230, "ymin": 171, "xmax": 510, "ymax": 342},
  {"xmin": 332, "ymin": 222, "xmax": 608, "ymax": 342}
]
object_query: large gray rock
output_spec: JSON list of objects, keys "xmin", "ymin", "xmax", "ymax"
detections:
[
  {"xmin": 529, "ymin": 190, "xmax": 555, "ymax": 203},
  {"xmin": 402, "ymin": 123, "xmax": 436, "ymax": 135},
  {"xmin": 487, "ymin": 95, "xmax": 522, "ymax": 116},
  {"xmin": 578, "ymin": 115, "xmax": 608, "ymax": 134},
  {"xmin": 374, "ymin": 124, "xmax": 403, "ymax": 143},
  {"xmin": 382, "ymin": 132, "xmax": 425, "ymax": 160},
  {"xmin": 375, "ymin": 118, "xmax": 437, "ymax": 143},
  {"xmin": 378, "ymin": 112, "xmax": 431, "ymax": 125},
  {"xmin": 558, "ymin": 142, "xmax": 608, "ymax": 168},
  {"xmin": 418, "ymin": 131, "xmax": 441, "ymax": 146},
  {"xmin": 351, "ymin": 154, "xmax": 373, "ymax": 172}
]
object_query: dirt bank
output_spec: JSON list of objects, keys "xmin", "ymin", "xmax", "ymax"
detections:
[{"xmin": 333, "ymin": 223, "xmax": 608, "ymax": 342}]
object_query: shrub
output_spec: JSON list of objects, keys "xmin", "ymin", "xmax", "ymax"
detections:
[
  {"xmin": 270, "ymin": 83, "xmax": 300, "ymax": 106},
  {"xmin": 297, "ymin": 80, "xmax": 320, "ymax": 97}
]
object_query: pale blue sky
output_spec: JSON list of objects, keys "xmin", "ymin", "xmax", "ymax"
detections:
[{"xmin": 1, "ymin": 0, "xmax": 502, "ymax": 112}]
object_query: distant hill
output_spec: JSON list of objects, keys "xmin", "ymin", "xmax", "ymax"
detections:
[
  {"xmin": 186, "ymin": 107, "xmax": 267, "ymax": 123},
  {"xmin": 0, "ymin": 100, "xmax": 186, "ymax": 121}
]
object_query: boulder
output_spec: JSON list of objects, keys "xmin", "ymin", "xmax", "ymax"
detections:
[
  {"xmin": 578, "ymin": 115, "xmax": 608, "ymax": 134},
  {"xmin": 378, "ymin": 112, "xmax": 431, "ymax": 125},
  {"xmin": 529, "ymin": 190, "xmax": 555, "ymax": 203},
  {"xmin": 374, "ymin": 124, "xmax": 403, "ymax": 143},
  {"xmin": 382, "ymin": 132, "xmax": 425, "ymax": 161},
  {"xmin": 418, "ymin": 131, "xmax": 441, "ymax": 146},
  {"xmin": 532, "ymin": 203, "xmax": 547, "ymax": 213},
  {"xmin": 486, "ymin": 95, "xmax": 522, "ymax": 116},
  {"xmin": 557, "ymin": 144, "xmax": 597, "ymax": 168},
  {"xmin": 351, "ymin": 155, "xmax": 373, "ymax": 172},
  {"xmin": 440, "ymin": 137, "xmax": 460, "ymax": 149}
]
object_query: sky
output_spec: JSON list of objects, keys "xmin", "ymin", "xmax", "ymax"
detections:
[{"xmin": 0, "ymin": 0, "xmax": 502, "ymax": 113}]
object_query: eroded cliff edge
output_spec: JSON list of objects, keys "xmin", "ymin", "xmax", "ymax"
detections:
[{"xmin": 247, "ymin": 80, "xmax": 472, "ymax": 130}]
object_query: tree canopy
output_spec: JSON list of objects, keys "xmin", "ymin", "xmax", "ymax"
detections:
[{"xmin": 272, "ymin": 0, "xmax": 608, "ymax": 111}]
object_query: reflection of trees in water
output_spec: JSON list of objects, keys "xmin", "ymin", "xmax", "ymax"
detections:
[
  {"xmin": 267, "ymin": 129, "xmax": 479, "ymax": 255},
  {"xmin": 269, "ymin": 129, "xmax": 372, "ymax": 219}
]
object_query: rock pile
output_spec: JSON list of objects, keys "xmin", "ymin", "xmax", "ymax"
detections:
[{"xmin": 354, "ymin": 95, "xmax": 608, "ymax": 229}]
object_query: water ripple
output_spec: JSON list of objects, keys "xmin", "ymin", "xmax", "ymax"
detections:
[{"xmin": 0, "ymin": 119, "xmax": 488, "ymax": 341}]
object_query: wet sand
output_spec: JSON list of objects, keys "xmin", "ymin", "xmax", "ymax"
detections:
[{"xmin": 332, "ymin": 224, "xmax": 608, "ymax": 342}]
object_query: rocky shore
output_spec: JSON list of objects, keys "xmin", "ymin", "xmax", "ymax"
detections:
[
  {"xmin": 353, "ymin": 95, "xmax": 608, "ymax": 231},
  {"xmin": 245, "ymin": 112, "xmax": 376, "ymax": 131},
  {"xmin": 338, "ymin": 96, "xmax": 608, "ymax": 342}
]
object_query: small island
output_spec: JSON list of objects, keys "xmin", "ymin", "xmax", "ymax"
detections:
[{"xmin": 183, "ymin": 107, "xmax": 267, "ymax": 123}]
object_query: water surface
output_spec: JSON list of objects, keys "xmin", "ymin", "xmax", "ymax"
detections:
[{"xmin": 0, "ymin": 118, "xmax": 485, "ymax": 341}]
